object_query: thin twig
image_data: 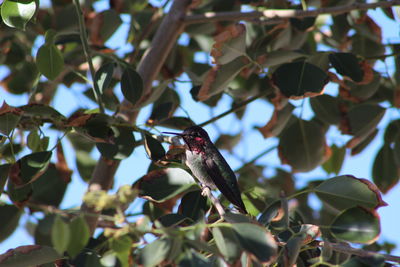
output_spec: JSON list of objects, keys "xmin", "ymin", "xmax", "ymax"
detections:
[
  {"xmin": 199, "ymin": 91, "xmax": 270, "ymax": 127},
  {"xmin": 316, "ymin": 241, "xmax": 400, "ymax": 264},
  {"xmin": 73, "ymin": 0, "xmax": 105, "ymax": 113},
  {"xmin": 184, "ymin": 1, "xmax": 400, "ymax": 25}
]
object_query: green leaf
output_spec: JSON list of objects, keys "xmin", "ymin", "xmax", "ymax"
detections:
[
  {"xmin": 0, "ymin": 164, "xmax": 11, "ymax": 195},
  {"xmin": 34, "ymin": 214, "xmax": 55, "ymax": 246},
  {"xmin": 273, "ymin": 61, "xmax": 328, "ymax": 98},
  {"xmin": 314, "ymin": 175, "xmax": 387, "ymax": 210},
  {"xmin": 258, "ymin": 200, "xmax": 282, "ymax": 226},
  {"xmin": 9, "ymin": 151, "xmax": 52, "ymax": 186},
  {"xmin": 96, "ymin": 126, "xmax": 135, "ymax": 160},
  {"xmin": 138, "ymin": 238, "xmax": 170, "ymax": 267},
  {"xmin": 110, "ymin": 235, "xmax": 132, "ymax": 253},
  {"xmin": 0, "ymin": 245, "xmax": 61, "ymax": 267},
  {"xmin": 143, "ymin": 133, "xmax": 165, "ymax": 161},
  {"xmin": 20, "ymin": 104, "xmax": 66, "ymax": 125},
  {"xmin": 75, "ymin": 150, "xmax": 96, "ymax": 182},
  {"xmin": 27, "ymin": 131, "xmax": 40, "ymax": 152},
  {"xmin": 284, "ymin": 235, "xmax": 304, "ymax": 266},
  {"xmin": 310, "ymin": 94, "xmax": 341, "ymax": 125},
  {"xmin": 133, "ymin": 168, "xmax": 197, "ymax": 203},
  {"xmin": 121, "ymin": 67, "xmax": 143, "ymax": 106},
  {"xmin": 372, "ymin": 144, "xmax": 400, "ymax": 194},
  {"xmin": 329, "ymin": 52, "xmax": 363, "ymax": 83},
  {"xmin": 36, "ymin": 44, "xmax": 64, "ymax": 80},
  {"xmin": 278, "ymin": 119, "xmax": 327, "ymax": 172},
  {"xmin": 214, "ymin": 133, "xmax": 242, "ymax": 151},
  {"xmin": 259, "ymin": 50, "xmax": 304, "ymax": 68},
  {"xmin": 158, "ymin": 117, "xmax": 196, "ymax": 130},
  {"xmin": 157, "ymin": 213, "xmax": 190, "ymax": 227},
  {"xmin": 148, "ymin": 88, "xmax": 180, "ymax": 124},
  {"xmin": 0, "ymin": 102, "xmax": 23, "ymax": 136},
  {"xmin": 212, "ymin": 226, "xmax": 242, "ymax": 263},
  {"xmin": 231, "ymin": 223, "xmax": 277, "ymax": 263},
  {"xmin": 95, "ymin": 63, "xmax": 114, "ymax": 94},
  {"xmin": 258, "ymin": 103, "xmax": 295, "ymax": 138},
  {"xmin": 342, "ymin": 71, "xmax": 381, "ymax": 101},
  {"xmin": 344, "ymin": 104, "xmax": 385, "ymax": 148},
  {"xmin": 1, "ymin": 0, "xmax": 36, "ymax": 30},
  {"xmin": 7, "ymin": 181, "xmax": 32, "ymax": 204},
  {"xmin": 99, "ymin": 9, "xmax": 122, "ymax": 42},
  {"xmin": 330, "ymin": 207, "xmax": 380, "ymax": 244},
  {"xmin": 30, "ymin": 163, "xmax": 69, "ymax": 207},
  {"xmin": 178, "ymin": 190, "xmax": 208, "ymax": 222},
  {"xmin": 0, "ymin": 204, "xmax": 22, "ymax": 242},
  {"xmin": 51, "ymin": 215, "xmax": 70, "ymax": 254},
  {"xmin": 322, "ymin": 144, "xmax": 346, "ymax": 175},
  {"xmin": 67, "ymin": 216, "xmax": 90, "ymax": 258},
  {"xmin": 179, "ymin": 250, "xmax": 210, "ymax": 266}
]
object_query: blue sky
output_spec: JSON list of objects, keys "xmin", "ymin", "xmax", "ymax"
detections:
[{"xmin": 1, "ymin": 0, "xmax": 399, "ymax": 258}]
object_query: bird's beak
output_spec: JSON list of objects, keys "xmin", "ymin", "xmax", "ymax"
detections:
[{"xmin": 162, "ymin": 131, "xmax": 183, "ymax": 137}]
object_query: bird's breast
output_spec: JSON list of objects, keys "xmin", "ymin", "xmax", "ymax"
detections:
[{"xmin": 185, "ymin": 150, "xmax": 216, "ymax": 189}]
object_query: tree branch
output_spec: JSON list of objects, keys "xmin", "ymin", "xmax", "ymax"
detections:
[
  {"xmin": 316, "ymin": 241, "xmax": 400, "ymax": 264},
  {"xmin": 119, "ymin": 0, "xmax": 193, "ymax": 123},
  {"xmin": 184, "ymin": 1, "xmax": 400, "ymax": 25},
  {"xmin": 80, "ymin": 0, "xmax": 193, "ymax": 235}
]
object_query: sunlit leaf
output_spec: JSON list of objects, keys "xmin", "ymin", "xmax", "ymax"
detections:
[
  {"xmin": 1, "ymin": 0, "xmax": 37, "ymax": 30},
  {"xmin": 330, "ymin": 207, "xmax": 380, "ymax": 244},
  {"xmin": 95, "ymin": 63, "xmax": 114, "ymax": 94},
  {"xmin": 143, "ymin": 133, "xmax": 165, "ymax": 161},
  {"xmin": 314, "ymin": 175, "xmax": 387, "ymax": 210}
]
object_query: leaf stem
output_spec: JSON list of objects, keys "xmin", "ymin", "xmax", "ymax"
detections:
[{"xmin": 73, "ymin": 0, "xmax": 105, "ymax": 113}]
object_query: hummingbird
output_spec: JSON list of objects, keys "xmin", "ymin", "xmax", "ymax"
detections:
[{"xmin": 164, "ymin": 126, "xmax": 247, "ymax": 214}]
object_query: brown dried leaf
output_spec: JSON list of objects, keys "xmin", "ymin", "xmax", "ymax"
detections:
[{"xmin": 0, "ymin": 102, "xmax": 23, "ymax": 116}]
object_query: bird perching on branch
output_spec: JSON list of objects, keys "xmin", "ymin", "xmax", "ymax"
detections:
[{"xmin": 164, "ymin": 126, "xmax": 247, "ymax": 214}]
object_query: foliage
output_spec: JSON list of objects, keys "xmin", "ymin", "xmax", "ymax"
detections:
[{"xmin": 0, "ymin": 0, "xmax": 399, "ymax": 266}]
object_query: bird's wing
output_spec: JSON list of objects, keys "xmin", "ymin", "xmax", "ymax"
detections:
[{"xmin": 203, "ymin": 156, "xmax": 247, "ymax": 214}]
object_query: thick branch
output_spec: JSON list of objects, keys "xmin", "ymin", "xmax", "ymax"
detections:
[
  {"xmin": 119, "ymin": 0, "xmax": 192, "ymax": 123},
  {"xmin": 81, "ymin": 0, "xmax": 192, "ymax": 235},
  {"xmin": 184, "ymin": 1, "xmax": 400, "ymax": 25}
]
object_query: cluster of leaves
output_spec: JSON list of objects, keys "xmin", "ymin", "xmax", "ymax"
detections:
[{"xmin": 0, "ymin": 0, "xmax": 400, "ymax": 266}]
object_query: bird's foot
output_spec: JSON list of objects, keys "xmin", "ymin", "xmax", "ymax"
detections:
[{"xmin": 200, "ymin": 185, "xmax": 211, "ymax": 197}]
